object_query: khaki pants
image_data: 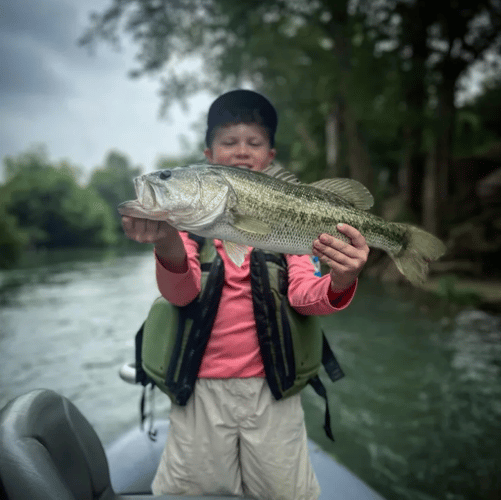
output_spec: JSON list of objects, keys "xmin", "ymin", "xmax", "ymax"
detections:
[{"xmin": 152, "ymin": 378, "xmax": 320, "ymax": 500}]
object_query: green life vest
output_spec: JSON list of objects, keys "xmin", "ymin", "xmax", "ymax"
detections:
[{"xmin": 136, "ymin": 234, "xmax": 344, "ymax": 440}]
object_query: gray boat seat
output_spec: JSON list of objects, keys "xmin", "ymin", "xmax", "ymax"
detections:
[{"xmin": 0, "ymin": 389, "xmax": 159, "ymax": 500}]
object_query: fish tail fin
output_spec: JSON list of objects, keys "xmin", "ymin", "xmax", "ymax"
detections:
[{"xmin": 390, "ymin": 224, "xmax": 446, "ymax": 285}]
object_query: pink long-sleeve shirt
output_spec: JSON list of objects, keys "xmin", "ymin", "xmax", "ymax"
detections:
[{"xmin": 155, "ymin": 233, "xmax": 356, "ymax": 379}]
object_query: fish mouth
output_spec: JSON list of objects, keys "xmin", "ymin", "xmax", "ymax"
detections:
[{"xmin": 135, "ymin": 178, "xmax": 157, "ymax": 209}]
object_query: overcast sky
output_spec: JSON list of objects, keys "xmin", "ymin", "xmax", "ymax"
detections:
[{"xmin": 0, "ymin": 0, "xmax": 214, "ymax": 180}]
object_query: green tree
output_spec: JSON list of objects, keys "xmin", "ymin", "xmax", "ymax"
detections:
[
  {"xmin": 79, "ymin": 0, "xmax": 386, "ymax": 186},
  {"xmin": 459, "ymin": 76, "xmax": 501, "ymax": 153},
  {"xmin": 89, "ymin": 150, "xmax": 142, "ymax": 230},
  {"xmin": 0, "ymin": 201, "xmax": 27, "ymax": 268},
  {"xmin": 76, "ymin": 0, "xmax": 422, "ymax": 199},
  {"xmin": 3, "ymin": 144, "xmax": 82, "ymax": 183},
  {"xmin": 2, "ymin": 148, "xmax": 118, "ymax": 250},
  {"xmin": 365, "ymin": 0, "xmax": 501, "ymax": 233}
]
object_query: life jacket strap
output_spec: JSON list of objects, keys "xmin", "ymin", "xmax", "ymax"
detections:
[
  {"xmin": 170, "ymin": 254, "xmax": 225, "ymax": 404},
  {"xmin": 139, "ymin": 383, "xmax": 158, "ymax": 441},
  {"xmin": 306, "ymin": 334, "xmax": 345, "ymax": 442},
  {"xmin": 308, "ymin": 375, "xmax": 335, "ymax": 441},
  {"xmin": 134, "ymin": 322, "xmax": 148, "ymax": 385},
  {"xmin": 322, "ymin": 333, "xmax": 345, "ymax": 382},
  {"xmin": 250, "ymin": 250, "xmax": 295, "ymax": 400}
]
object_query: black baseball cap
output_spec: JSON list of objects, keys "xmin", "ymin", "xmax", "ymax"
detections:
[{"xmin": 205, "ymin": 89, "xmax": 278, "ymax": 147}]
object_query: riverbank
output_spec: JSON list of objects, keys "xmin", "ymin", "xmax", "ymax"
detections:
[
  {"xmin": 419, "ymin": 276, "xmax": 501, "ymax": 314},
  {"xmin": 363, "ymin": 250, "xmax": 501, "ymax": 315}
]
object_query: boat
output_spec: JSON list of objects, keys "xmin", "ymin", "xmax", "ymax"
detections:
[{"xmin": 0, "ymin": 362, "xmax": 386, "ymax": 500}]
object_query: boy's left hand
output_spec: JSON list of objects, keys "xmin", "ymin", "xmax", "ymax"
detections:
[{"xmin": 312, "ymin": 224, "xmax": 369, "ymax": 292}]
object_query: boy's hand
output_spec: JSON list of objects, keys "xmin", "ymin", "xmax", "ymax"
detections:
[
  {"xmin": 121, "ymin": 216, "xmax": 176, "ymax": 245},
  {"xmin": 122, "ymin": 216, "xmax": 187, "ymax": 272},
  {"xmin": 312, "ymin": 224, "xmax": 369, "ymax": 292}
]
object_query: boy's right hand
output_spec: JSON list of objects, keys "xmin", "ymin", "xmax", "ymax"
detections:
[
  {"xmin": 121, "ymin": 216, "xmax": 188, "ymax": 272},
  {"xmin": 121, "ymin": 216, "xmax": 176, "ymax": 245}
]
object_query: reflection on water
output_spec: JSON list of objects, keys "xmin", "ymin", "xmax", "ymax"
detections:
[
  {"xmin": 1, "ymin": 250, "xmax": 500, "ymax": 500},
  {"xmin": 449, "ymin": 311, "xmax": 501, "ymax": 383}
]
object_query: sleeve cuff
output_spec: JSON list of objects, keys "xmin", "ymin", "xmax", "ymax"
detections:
[{"xmin": 327, "ymin": 280, "xmax": 357, "ymax": 308}]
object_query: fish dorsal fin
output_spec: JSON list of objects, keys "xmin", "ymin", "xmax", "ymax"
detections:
[
  {"xmin": 261, "ymin": 164, "xmax": 301, "ymax": 184},
  {"xmin": 262, "ymin": 164, "xmax": 374, "ymax": 210},
  {"xmin": 309, "ymin": 178, "xmax": 374, "ymax": 210},
  {"xmin": 232, "ymin": 213, "xmax": 271, "ymax": 235},
  {"xmin": 222, "ymin": 240, "xmax": 249, "ymax": 267}
]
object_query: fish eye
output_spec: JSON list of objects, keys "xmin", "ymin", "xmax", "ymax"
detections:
[{"xmin": 159, "ymin": 170, "xmax": 172, "ymax": 180}]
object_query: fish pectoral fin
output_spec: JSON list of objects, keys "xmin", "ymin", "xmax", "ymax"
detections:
[
  {"xmin": 309, "ymin": 179, "xmax": 374, "ymax": 210},
  {"xmin": 232, "ymin": 214, "xmax": 271, "ymax": 235},
  {"xmin": 222, "ymin": 241, "xmax": 249, "ymax": 267}
]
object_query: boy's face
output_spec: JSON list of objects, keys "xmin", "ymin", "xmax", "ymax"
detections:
[{"xmin": 204, "ymin": 123, "xmax": 276, "ymax": 172}]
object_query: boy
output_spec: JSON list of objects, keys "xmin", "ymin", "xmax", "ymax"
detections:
[{"xmin": 121, "ymin": 90, "xmax": 369, "ymax": 499}]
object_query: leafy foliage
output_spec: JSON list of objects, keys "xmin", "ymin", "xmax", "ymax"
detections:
[
  {"xmin": 0, "ymin": 148, "xmax": 118, "ymax": 266},
  {"xmin": 0, "ymin": 202, "xmax": 27, "ymax": 269},
  {"xmin": 89, "ymin": 150, "xmax": 142, "ymax": 231},
  {"xmin": 456, "ymin": 77, "xmax": 501, "ymax": 156},
  {"xmin": 0, "ymin": 143, "xmax": 211, "ymax": 268}
]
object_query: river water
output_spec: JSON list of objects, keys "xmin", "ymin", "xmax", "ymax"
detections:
[{"xmin": 0, "ymin": 249, "xmax": 500, "ymax": 500}]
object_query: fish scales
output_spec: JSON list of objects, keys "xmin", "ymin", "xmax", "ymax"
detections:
[
  {"xmin": 118, "ymin": 164, "xmax": 446, "ymax": 284},
  {"xmin": 222, "ymin": 167, "xmax": 403, "ymax": 255}
]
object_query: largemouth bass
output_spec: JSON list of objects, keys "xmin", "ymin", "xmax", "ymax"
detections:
[{"xmin": 118, "ymin": 163, "xmax": 446, "ymax": 284}]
